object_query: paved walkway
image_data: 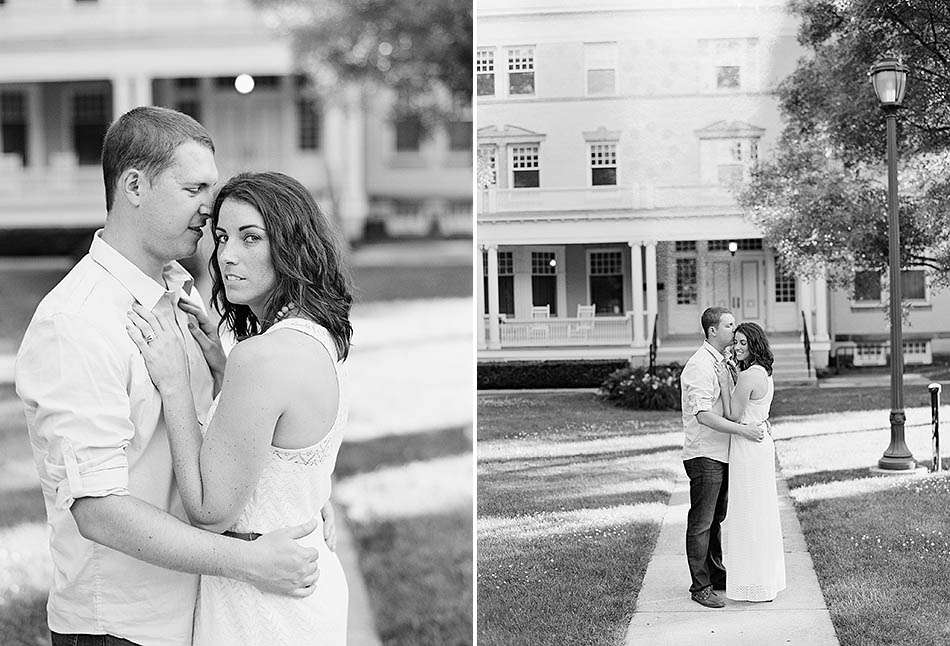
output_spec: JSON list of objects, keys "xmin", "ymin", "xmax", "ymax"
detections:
[{"xmin": 625, "ymin": 470, "xmax": 839, "ymax": 646}]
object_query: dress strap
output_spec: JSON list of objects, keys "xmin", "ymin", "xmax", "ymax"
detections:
[{"xmin": 267, "ymin": 317, "xmax": 340, "ymax": 363}]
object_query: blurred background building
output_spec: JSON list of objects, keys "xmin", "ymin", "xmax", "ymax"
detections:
[{"xmin": 0, "ymin": 0, "xmax": 472, "ymax": 250}]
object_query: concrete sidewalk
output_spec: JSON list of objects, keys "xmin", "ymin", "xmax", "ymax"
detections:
[{"xmin": 625, "ymin": 471, "xmax": 839, "ymax": 646}]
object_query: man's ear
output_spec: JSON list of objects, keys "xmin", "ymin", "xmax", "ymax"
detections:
[{"xmin": 119, "ymin": 168, "xmax": 145, "ymax": 207}]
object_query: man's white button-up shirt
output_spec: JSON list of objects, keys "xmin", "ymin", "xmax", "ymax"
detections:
[
  {"xmin": 679, "ymin": 340, "xmax": 731, "ymax": 463},
  {"xmin": 15, "ymin": 232, "xmax": 214, "ymax": 645}
]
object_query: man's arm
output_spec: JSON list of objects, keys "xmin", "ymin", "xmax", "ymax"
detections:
[
  {"xmin": 17, "ymin": 315, "xmax": 318, "ymax": 595},
  {"xmin": 696, "ymin": 410, "xmax": 764, "ymax": 441},
  {"xmin": 71, "ymin": 495, "xmax": 320, "ymax": 596}
]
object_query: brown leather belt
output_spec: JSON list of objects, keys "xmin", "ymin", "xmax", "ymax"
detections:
[{"xmin": 222, "ymin": 530, "xmax": 262, "ymax": 541}]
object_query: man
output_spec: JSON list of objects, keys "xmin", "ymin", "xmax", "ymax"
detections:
[
  {"xmin": 16, "ymin": 106, "xmax": 331, "ymax": 646},
  {"xmin": 679, "ymin": 306, "xmax": 765, "ymax": 609}
]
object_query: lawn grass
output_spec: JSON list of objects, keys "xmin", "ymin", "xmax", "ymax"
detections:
[
  {"xmin": 335, "ymin": 447, "xmax": 473, "ymax": 646},
  {"xmin": 479, "ymin": 386, "xmax": 950, "ymax": 646},
  {"xmin": 477, "ymin": 392, "xmax": 682, "ymax": 646},
  {"xmin": 773, "ymin": 405, "xmax": 950, "ymax": 646}
]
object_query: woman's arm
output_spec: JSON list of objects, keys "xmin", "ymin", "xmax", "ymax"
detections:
[
  {"xmin": 128, "ymin": 306, "xmax": 282, "ymax": 531},
  {"xmin": 722, "ymin": 368, "xmax": 766, "ymax": 423}
]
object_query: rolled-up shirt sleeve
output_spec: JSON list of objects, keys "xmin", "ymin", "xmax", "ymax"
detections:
[
  {"xmin": 16, "ymin": 314, "xmax": 134, "ymax": 510},
  {"xmin": 681, "ymin": 360, "xmax": 717, "ymax": 416}
]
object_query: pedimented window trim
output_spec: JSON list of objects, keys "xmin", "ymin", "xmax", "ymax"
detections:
[
  {"xmin": 695, "ymin": 120, "xmax": 765, "ymax": 140},
  {"xmin": 477, "ymin": 124, "xmax": 546, "ymax": 145},
  {"xmin": 582, "ymin": 126, "xmax": 621, "ymax": 142}
]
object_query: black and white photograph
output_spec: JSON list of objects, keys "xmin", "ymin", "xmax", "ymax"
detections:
[
  {"xmin": 476, "ymin": 1, "xmax": 950, "ymax": 645},
  {"xmin": 0, "ymin": 1, "xmax": 472, "ymax": 645}
]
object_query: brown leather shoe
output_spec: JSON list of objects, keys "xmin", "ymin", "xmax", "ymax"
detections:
[{"xmin": 691, "ymin": 587, "xmax": 725, "ymax": 608}]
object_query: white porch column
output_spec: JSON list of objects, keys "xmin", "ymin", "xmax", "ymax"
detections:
[
  {"xmin": 629, "ymin": 241, "xmax": 645, "ymax": 346},
  {"xmin": 112, "ymin": 75, "xmax": 152, "ymax": 118},
  {"xmin": 341, "ymin": 84, "xmax": 368, "ymax": 241},
  {"xmin": 814, "ymin": 272, "xmax": 829, "ymax": 341},
  {"xmin": 26, "ymin": 84, "xmax": 43, "ymax": 168},
  {"xmin": 798, "ymin": 276, "xmax": 814, "ymax": 336},
  {"xmin": 645, "ymin": 240, "xmax": 658, "ymax": 342},
  {"xmin": 486, "ymin": 244, "xmax": 501, "ymax": 349},
  {"xmin": 477, "ymin": 246, "xmax": 487, "ymax": 350},
  {"xmin": 764, "ymin": 253, "xmax": 777, "ymax": 332}
]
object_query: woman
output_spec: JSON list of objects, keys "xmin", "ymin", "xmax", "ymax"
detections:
[
  {"xmin": 126, "ymin": 171, "xmax": 353, "ymax": 644},
  {"xmin": 716, "ymin": 321, "xmax": 786, "ymax": 602}
]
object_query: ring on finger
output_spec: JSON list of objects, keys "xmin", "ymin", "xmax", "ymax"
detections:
[{"xmin": 144, "ymin": 331, "xmax": 156, "ymax": 343}]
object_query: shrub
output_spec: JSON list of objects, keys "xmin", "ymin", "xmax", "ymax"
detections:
[
  {"xmin": 477, "ymin": 360, "xmax": 629, "ymax": 390},
  {"xmin": 598, "ymin": 363, "xmax": 683, "ymax": 411}
]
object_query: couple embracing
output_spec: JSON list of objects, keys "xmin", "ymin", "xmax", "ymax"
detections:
[
  {"xmin": 16, "ymin": 106, "xmax": 352, "ymax": 644},
  {"xmin": 679, "ymin": 306, "xmax": 786, "ymax": 608}
]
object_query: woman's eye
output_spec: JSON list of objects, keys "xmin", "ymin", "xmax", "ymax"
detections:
[
  {"xmin": 244, "ymin": 234, "xmax": 260, "ymax": 243},
  {"xmin": 214, "ymin": 234, "xmax": 227, "ymax": 243}
]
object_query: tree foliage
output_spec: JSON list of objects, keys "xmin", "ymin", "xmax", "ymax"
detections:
[
  {"xmin": 253, "ymin": 0, "xmax": 471, "ymax": 122},
  {"xmin": 739, "ymin": 0, "xmax": 950, "ymax": 291}
]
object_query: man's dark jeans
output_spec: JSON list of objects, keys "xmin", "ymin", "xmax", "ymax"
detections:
[
  {"xmin": 683, "ymin": 456, "xmax": 728, "ymax": 594},
  {"xmin": 50, "ymin": 632, "xmax": 141, "ymax": 646}
]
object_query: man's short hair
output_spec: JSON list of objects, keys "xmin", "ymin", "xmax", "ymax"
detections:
[
  {"xmin": 701, "ymin": 306, "xmax": 731, "ymax": 338},
  {"xmin": 101, "ymin": 106, "xmax": 215, "ymax": 211}
]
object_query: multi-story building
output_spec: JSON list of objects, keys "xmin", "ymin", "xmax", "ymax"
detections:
[
  {"xmin": 476, "ymin": 0, "xmax": 950, "ymax": 381},
  {"xmin": 0, "ymin": 0, "xmax": 472, "ymax": 245}
]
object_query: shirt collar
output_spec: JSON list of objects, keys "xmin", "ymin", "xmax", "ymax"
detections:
[
  {"xmin": 88, "ymin": 230, "xmax": 195, "ymax": 310},
  {"xmin": 703, "ymin": 340, "xmax": 725, "ymax": 362}
]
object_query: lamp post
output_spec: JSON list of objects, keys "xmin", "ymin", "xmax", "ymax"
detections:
[{"xmin": 869, "ymin": 57, "xmax": 916, "ymax": 470}]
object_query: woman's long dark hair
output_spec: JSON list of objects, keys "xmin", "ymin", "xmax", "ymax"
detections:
[
  {"xmin": 209, "ymin": 171, "xmax": 354, "ymax": 361},
  {"xmin": 734, "ymin": 322, "xmax": 773, "ymax": 376}
]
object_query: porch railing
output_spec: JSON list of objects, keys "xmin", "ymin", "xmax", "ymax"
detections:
[{"xmin": 496, "ymin": 316, "xmax": 632, "ymax": 347}]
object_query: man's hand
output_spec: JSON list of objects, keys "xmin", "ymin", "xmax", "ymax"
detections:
[
  {"xmin": 321, "ymin": 502, "xmax": 337, "ymax": 552},
  {"xmin": 737, "ymin": 423, "xmax": 765, "ymax": 442},
  {"xmin": 243, "ymin": 517, "xmax": 320, "ymax": 597}
]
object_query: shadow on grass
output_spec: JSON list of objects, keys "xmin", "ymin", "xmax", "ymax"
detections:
[
  {"xmin": 787, "ymin": 472, "xmax": 950, "ymax": 646},
  {"xmin": 0, "ymin": 592, "xmax": 48, "ymax": 646},
  {"xmin": 0, "ymin": 487, "xmax": 45, "ymax": 529},
  {"xmin": 482, "ymin": 444, "xmax": 682, "ymax": 468},
  {"xmin": 350, "ymin": 508, "xmax": 472, "ymax": 646},
  {"xmin": 335, "ymin": 427, "xmax": 471, "ymax": 480},
  {"xmin": 477, "ymin": 522, "xmax": 657, "ymax": 646}
]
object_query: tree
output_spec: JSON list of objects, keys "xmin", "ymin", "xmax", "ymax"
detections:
[
  {"xmin": 739, "ymin": 0, "xmax": 950, "ymax": 293},
  {"xmin": 253, "ymin": 0, "xmax": 472, "ymax": 123}
]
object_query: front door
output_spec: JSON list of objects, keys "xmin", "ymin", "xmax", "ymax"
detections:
[
  {"xmin": 711, "ymin": 259, "xmax": 763, "ymax": 324},
  {"xmin": 207, "ymin": 92, "xmax": 284, "ymax": 178}
]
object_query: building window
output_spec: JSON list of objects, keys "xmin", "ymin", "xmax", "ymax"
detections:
[
  {"xmin": 775, "ymin": 264, "xmax": 796, "ymax": 303},
  {"xmin": 448, "ymin": 120, "xmax": 472, "ymax": 151},
  {"xmin": 1, "ymin": 92, "xmax": 28, "ymax": 166},
  {"xmin": 395, "ymin": 116, "xmax": 423, "ymax": 152},
  {"xmin": 902, "ymin": 270, "xmax": 926, "ymax": 300},
  {"xmin": 854, "ymin": 270, "xmax": 882, "ymax": 302},
  {"xmin": 477, "ymin": 48, "xmax": 495, "ymax": 96},
  {"xmin": 510, "ymin": 144, "xmax": 539, "ymax": 188},
  {"xmin": 585, "ymin": 42, "xmax": 617, "ymax": 96},
  {"xmin": 507, "ymin": 47, "xmax": 535, "ymax": 96},
  {"xmin": 174, "ymin": 77, "xmax": 199, "ymax": 90},
  {"xmin": 176, "ymin": 101, "xmax": 201, "ymax": 123},
  {"xmin": 483, "ymin": 251, "xmax": 515, "ymax": 317},
  {"xmin": 73, "ymin": 92, "xmax": 109, "ymax": 166},
  {"xmin": 676, "ymin": 258, "xmax": 698, "ymax": 305},
  {"xmin": 675, "ymin": 240, "xmax": 697, "ymax": 252},
  {"xmin": 589, "ymin": 250, "xmax": 624, "ymax": 314},
  {"xmin": 590, "ymin": 143, "xmax": 617, "ymax": 186},
  {"xmin": 717, "ymin": 66, "xmax": 740, "ymax": 89},
  {"xmin": 297, "ymin": 99, "xmax": 321, "ymax": 150},
  {"xmin": 531, "ymin": 251, "xmax": 558, "ymax": 316},
  {"xmin": 708, "ymin": 239, "xmax": 762, "ymax": 252}
]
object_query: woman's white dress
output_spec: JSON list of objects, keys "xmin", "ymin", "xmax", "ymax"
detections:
[
  {"xmin": 193, "ymin": 318, "xmax": 348, "ymax": 645},
  {"xmin": 722, "ymin": 364, "xmax": 786, "ymax": 602}
]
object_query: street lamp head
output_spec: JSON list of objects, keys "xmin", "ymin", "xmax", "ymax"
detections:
[
  {"xmin": 728, "ymin": 241, "xmax": 738, "ymax": 256},
  {"xmin": 868, "ymin": 58, "xmax": 909, "ymax": 107}
]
